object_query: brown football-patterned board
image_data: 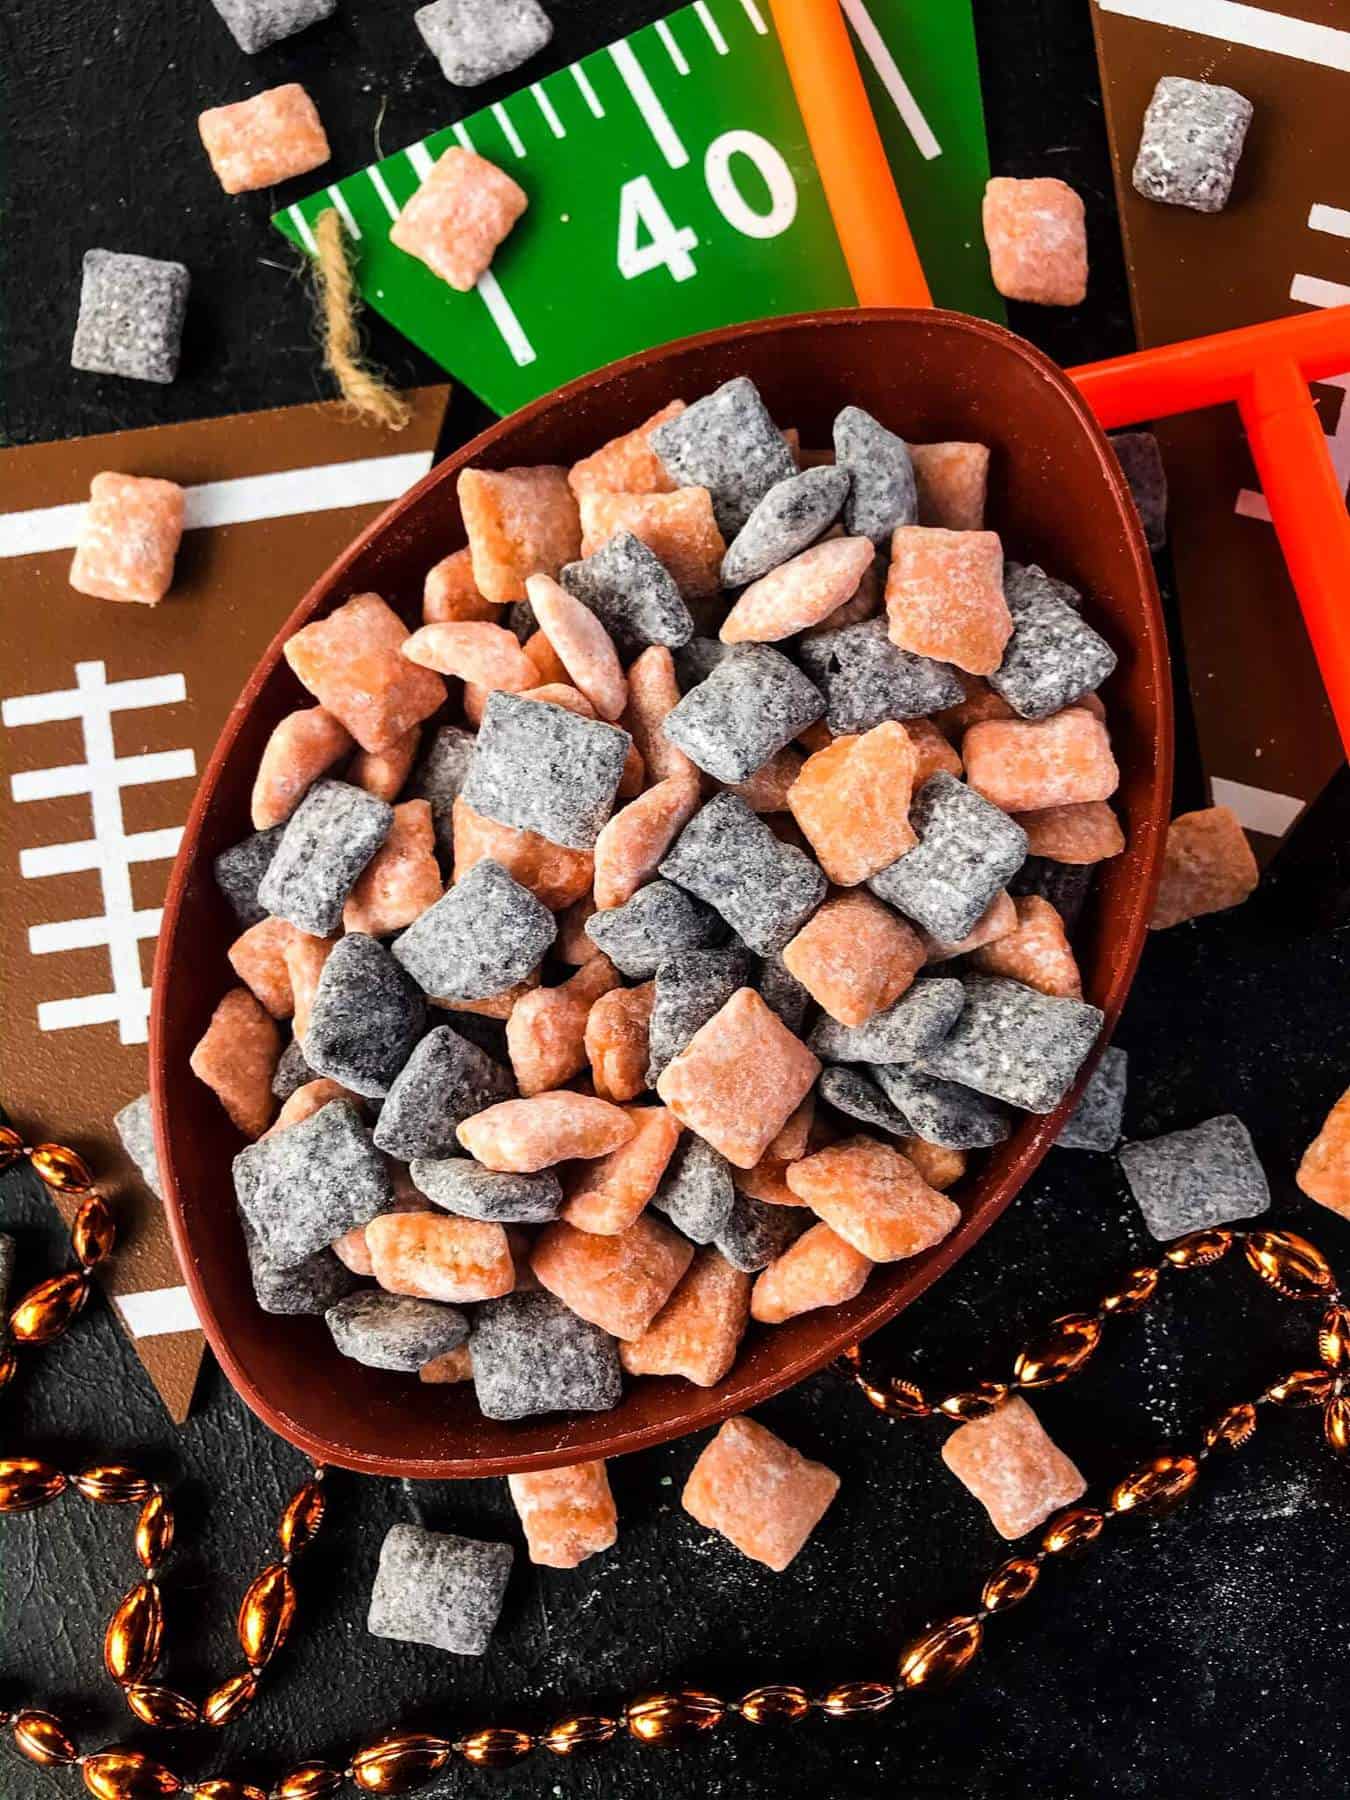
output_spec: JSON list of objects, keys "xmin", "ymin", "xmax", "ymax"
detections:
[
  {"xmin": 1090, "ymin": 0, "xmax": 1350, "ymax": 851},
  {"xmin": 0, "ymin": 387, "xmax": 449, "ymax": 1422}
]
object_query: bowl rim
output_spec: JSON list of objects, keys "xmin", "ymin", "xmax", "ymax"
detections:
[{"xmin": 151, "ymin": 306, "xmax": 1172, "ymax": 1477}]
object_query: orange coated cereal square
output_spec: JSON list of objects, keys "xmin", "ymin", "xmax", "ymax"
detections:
[
  {"xmin": 284, "ymin": 592, "xmax": 446, "ymax": 754},
  {"xmin": 785, "ymin": 1135, "xmax": 960, "ymax": 1262},
  {"xmin": 423, "ymin": 546, "xmax": 499, "ymax": 623},
  {"xmin": 749, "ymin": 1222, "xmax": 872, "ymax": 1323},
  {"xmin": 1297, "ymin": 1086, "xmax": 1350, "ymax": 1220},
  {"xmin": 682, "ymin": 1415, "xmax": 839, "ymax": 1571},
  {"xmin": 885, "ymin": 528, "xmax": 1012, "ymax": 676},
  {"xmin": 228, "ymin": 916, "xmax": 297, "ymax": 1019},
  {"xmin": 655, "ymin": 987, "xmax": 820, "ymax": 1170},
  {"xmin": 941, "ymin": 1395, "xmax": 1086, "ymax": 1539},
  {"xmin": 507, "ymin": 1462, "xmax": 618, "ymax": 1568},
  {"xmin": 390, "ymin": 146, "xmax": 527, "ymax": 293},
  {"xmin": 189, "ymin": 987, "xmax": 281, "ymax": 1138},
  {"xmin": 562, "ymin": 1104, "xmax": 682, "ymax": 1235},
  {"xmin": 568, "ymin": 401, "xmax": 687, "ymax": 498},
  {"xmin": 787, "ymin": 722, "xmax": 919, "ymax": 886},
  {"xmin": 911, "ymin": 441, "xmax": 991, "ymax": 531},
  {"xmin": 579, "ymin": 488, "xmax": 726, "ymax": 599},
  {"xmin": 964, "ymin": 708, "xmax": 1119, "ymax": 812},
  {"xmin": 198, "ymin": 83, "xmax": 330, "ymax": 195},
  {"xmin": 458, "ymin": 465, "xmax": 581, "ymax": 604},
  {"xmin": 782, "ymin": 891, "xmax": 925, "ymax": 1028},
  {"xmin": 970, "ymin": 894, "xmax": 1082, "ymax": 997},
  {"xmin": 530, "ymin": 1214, "xmax": 693, "ymax": 1340},
  {"xmin": 1013, "ymin": 801, "xmax": 1125, "ymax": 864},
  {"xmin": 343, "ymin": 799, "xmax": 443, "ymax": 936},
  {"xmin": 619, "ymin": 1248, "xmax": 750, "ymax": 1387},
  {"xmin": 982, "ymin": 177, "xmax": 1088, "ymax": 307},
  {"xmin": 1150, "ymin": 805, "xmax": 1259, "ymax": 930},
  {"xmin": 69, "ymin": 472, "xmax": 184, "ymax": 605}
]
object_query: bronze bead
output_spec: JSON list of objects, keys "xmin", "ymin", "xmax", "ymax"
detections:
[
  {"xmin": 626, "ymin": 1690, "xmax": 726, "ymax": 1743},
  {"xmin": 937, "ymin": 1382, "xmax": 1009, "ymax": 1421},
  {"xmin": 29, "ymin": 1141, "xmax": 95, "ymax": 1193},
  {"xmin": 1243, "ymin": 1228, "xmax": 1335, "ymax": 1302},
  {"xmin": 457, "ymin": 1727, "xmax": 534, "ymax": 1768},
  {"xmin": 349, "ymin": 1732, "xmax": 452, "ymax": 1793},
  {"xmin": 124, "ymin": 1686, "xmax": 199, "ymax": 1731},
  {"xmin": 736, "ymin": 1684, "xmax": 812, "ymax": 1726},
  {"xmin": 13, "ymin": 1709, "xmax": 78, "ymax": 1765},
  {"xmin": 816, "ymin": 1681, "xmax": 894, "ymax": 1718},
  {"xmin": 1041, "ymin": 1507, "xmax": 1105, "ymax": 1555},
  {"xmin": 272, "ymin": 1765, "xmax": 345, "ymax": 1799},
  {"xmin": 9, "ymin": 1270, "xmax": 91, "ymax": 1344},
  {"xmin": 1264, "ymin": 1369, "xmax": 1335, "ymax": 1407},
  {"xmin": 1013, "ymin": 1312, "xmax": 1102, "ymax": 1388},
  {"xmin": 885, "ymin": 1379, "xmax": 930, "ymax": 1418},
  {"xmin": 278, "ymin": 1479, "xmax": 327, "ymax": 1557},
  {"xmin": 73, "ymin": 1193, "xmax": 117, "ymax": 1268},
  {"xmin": 0, "ymin": 1456, "xmax": 68, "ymax": 1512},
  {"xmin": 136, "ymin": 1492, "xmax": 175, "ymax": 1569},
  {"xmin": 0, "ymin": 1345, "xmax": 19, "ymax": 1390},
  {"xmin": 897, "ymin": 1615, "xmax": 983, "ymax": 1689},
  {"xmin": 194, "ymin": 1783, "xmax": 269, "ymax": 1800},
  {"xmin": 539, "ymin": 1714, "xmax": 619, "ymax": 1755},
  {"xmin": 75, "ymin": 1464, "xmax": 154, "ymax": 1506},
  {"xmin": 237, "ymin": 1562, "xmax": 296, "ymax": 1668},
  {"xmin": 980, "ymin": 1557, "xmax": 1041, "ymax": 1611},
  {"xmin": 1320, "ymin": 1303, "xmax": 1350, "ymax": 1371},
  {"xmin": 1204, "ymin": 1402, "xmax": 1258, "ymax": 1453},
  {"xmin": 1325, "ymin": 1395, "xmax": 1350, "ymax": 1457},
  {"xmin": 104, "ymin": 1580, "xmax": 164, "ymax": 1685},
  {"xmin": 0, "ymin": 1123, "xmax": 24, "ymax": 1169},
  {"xmin": 1100, "ymin": 1264, "xmax": 1160, "ymax": 1314},
  {"xmin": 81, "ymin": 1748, "xmax": 182, "ymax": 1799},
  {"xmin": 1163, "ymin": 1228, "xmax": 1232, "ymax": 1270},
  {"xmin": 1110, "ymin": 1454, "xmax": 1200, "ymax": 1515},
  {"xmin": 203, "ymin": 1670, "xmax": 259, "ymax": 1729}
]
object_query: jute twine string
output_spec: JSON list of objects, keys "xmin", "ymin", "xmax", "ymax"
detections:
[{"xmin": 311, "ymin": 208, "xmax": 411, "ymax": 432}]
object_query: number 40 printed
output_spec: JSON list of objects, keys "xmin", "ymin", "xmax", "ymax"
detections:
[{"xmin": 617, "ymin": 129, "xmax": 798, "ymax": 283}]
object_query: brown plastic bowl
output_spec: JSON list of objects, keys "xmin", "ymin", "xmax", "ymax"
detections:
[{"xmin": 152, "ymin": 308, "xmax": 1171, "ymax": 1479}]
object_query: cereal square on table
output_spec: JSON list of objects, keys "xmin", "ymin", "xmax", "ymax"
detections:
[
  {"xmin": 71, "ymin": 250, "xmax": 189, "ymax": 384},
  {"xmin": 368, "ymin": 1524, "xmax": 511, "ymax": 1656},
  {"xmin": 660, "ymin": 792, "xmax": 826, "ymax": 956},
  {"xmin": 1150, "ymin": 805, "xmax": 1259, "ymax": 930},
  {"xmin": 869, "ymin": 772, "xmax": 1027, "ymax": 944},
  {"xmin": 1118, "ymin": 1114, "xmax": 1270, "ymax": 1240},
  {"xmin": 69, "ymin": 472, "xmax": 184, "ymax": 605},
  {"xmin": 782, "ymin": 891, "xmax": 925, "ymax": 1028},
  {"xmin": 469, "ymin": 1288, "xmax": 621, "ymax": 1419},
  {"xmin": 1297, "ymin": 1087, "xmax": 1350, "ymax": 1220},
  {"xmin": 209, "ymin": 0, "xmax": 335, "ymax": 52},
  {"xmin": 285, "ymin": 592, "xmax": 446, "ymax": 754},
  {"xmin": 650, "ymin": 377, "xmax": 797, "ymax": 537},
  {"xmin": 461, "ymin": 690, "xmax": 630, "ymax": 850},
  {"xmin": 798, "ymin": 618, "xmax": 963, "ymax": 735},
  {"xmin": 199, "ymin": 84, "xmax": 330, "ymax": 195},
  {"xmin": 415, "ymin": 0, "xmax": 553, "ymax": 85},
  {"xmin": 982, "ymin": 177, "xmax": 1087, "ymax": 307},
  {"xmin": 920, "ymin": 976, "xmax": 1103, "ymax": 1115},
  {"xmin": 508, "ymin": 1461, "xmax": 617, "ymax": 1569},
  {"xmin": 886, "ymin": 528, "xmax": 1012, "ymax": 676},
  {"xmin": 941, "ymin": 1395, "xmax": 1086, "ymax": 1539},
  {"xmin": 664, "ymin": 644, "xmax": 824, "ymax": 784},
  {"xmin": 391, "ymin": 148, "xmax": 528, "ymax": 293},
  {"xmin": 458, "ymin": 466, "xmax": 580, "ymax": 603},
  {"xmin": 1132, "ymin": 76, "xmax": 1253, "ymax": 214},
  {"xmin": 682, "ymin": 1416, "xmax": 839, "ymax": 1571}
]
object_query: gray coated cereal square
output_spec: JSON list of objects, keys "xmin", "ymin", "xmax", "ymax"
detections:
[
  {"xmin": 833, "ymin": 405, "xmax": 918, "ymax": 542},
  {"xmin": 871, "ymin": 1063, "xmax": 1010, "ymax": 1149},
  {"xmin": 328, "ymin": 1291, "xmax": 469, "ymax": 1372},
  {"xmin": 818, "ymin": 1066, "xmax": 910, "ymax": 1138},
  {"xmin": 368, "ymin": 1524, "xmax": 512, "ymax": 1657},
  {"xmin": 1057, "ymin": 1046, "xmax": 1128, "ymax": 1152},
  {"xmin": 0, "ymin": 1235, "xmax": 14, "ymax": 1321},
  {"xmin": 114, "ymin": 1093, "xmax": 162, "ymax": 1198},
  {"xmin": 920, "ymin": 976, "xmax": 1103, "ymax": 1115},
  {"xmin": 1118, "ymin": 1113, "xmax": 1269, "ymax": 1240},
  {"xmin": 409, "ymin": 1158, "xmax": 562, "ymax": 1223},
  {"xmin": 987, "ymin": 587, "xmax": 1116, "ymax": 720},
  {"xmin": 304, "ymin": 934, "xmax": 426, "ymax": 1099},
  {"xmin": 716, "ymin": 1190, "xmax": 809, "ymax": 1273},
  {"xmin": 470, "ymin": 1289, "xmax": 622, "ymax": 1420},
  {"xmin": 214, "ymin": 826, "xmax": 285, "ymax": 929},
  {"xmin": 1132, "ymin": 75, "xmax": 1253, "ymax": 214},
  {"xmin": 647, "ymin": 944, "xmax": 754, "ymax": 1079},
  {"xmin": 405, "ymin": 724, "xmax": 476, "ymax": 866},
  {"xmin": 414, "ymin": 0, "xmax": 553, "ymax": 87},
  {"xmin": 461, "ymin": 691, "xmax": 630, "ymax": 850},
  {"xmin": 755, "ymin": 951, "xmax": 810, "ymax": 1035},
  {"xmin": 560, "ymin": 531, "xmax": 694, "ymax": 656},
  {"xmin": 233, "ymin": 1098, "xmax": 393, "ymax": 1264},
  {"xmin": 209, "ymin": 0, "xmax": 335, "ymax": 51},
  {"xmin": 374, "ymin": 1024, "xmax": 515, "ymax": 1160},
  {"xmin": 1110, "ymin": 433, "xmax": 1168, "ymax": 550},
  {"xmin": 660, "ymin": 792, "xmax": 827, "ymax": 956},
  {"xmin": 392, "ymin": 858, "xmax": 555, "ymax": 1000},
  {"xmin": 868, "ymin": 773, "xmax": 1027, "ymax": 943},
  {"xmin": 584, "ymin": 878, "xmax": 726, "ymax": 979},
  {"xmin": 798, "ymin": 617, "xmax": 963, "ymax": 733},
  {"xmin": 271, "ymin": 1038, "xmax": 315, "ymax": 1101},
  {"xmin": 673, "ymin": 636, "xmax": 741, "ymax": 692},
  {"xmin": 257, "ymin": 780, "xmax": 393, "ymax": 937},
  {"xmin": 652, "ymin": 1134, "xmax": 736, "ymax": 1244},
  {"xmin": 650, "ymin": 376, "xmax": 797, "ymax": 536},
  {"xmin": 663, "ymin": 644, "xmax": 824, "ymax": 783},
  {"xmin": 720, "ymin": 466, "xmax": 850, "ymax": 587},
  {"xmin": 1003, "ymin": 561, "xmax": 1081, "ymax": 614},
  {"xmin": 809, "ymin": 977, "xmax": 965, "ymax": 1066},
  {"xmin": 71, "ymin": 251, "xmax": 190, "ymax": 385},
  {"xmin": 1010, "ymin": 856, "xmax": 1094, "ymax": 931},
  {"xmin": 242, "ymin": 1219, "xmax": 357, "ymax": 1317}
]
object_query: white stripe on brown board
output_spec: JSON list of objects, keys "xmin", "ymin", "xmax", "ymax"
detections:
[
  {"xmin": 1210, "ymin": 776, "xmax": 1305, "ymax": 836},
  {"xmin": 1096, "ymin": 0, "xmax": 1350, "ymax": 71},
  {"xmin": 116, "ymin": 1285, "xmax": 200, "ymax": 1338}
]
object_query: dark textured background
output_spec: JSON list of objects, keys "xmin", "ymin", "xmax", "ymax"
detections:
[{"xmin": 4, "ymin": 2, "xmax": 1350, "ymax": 1795}]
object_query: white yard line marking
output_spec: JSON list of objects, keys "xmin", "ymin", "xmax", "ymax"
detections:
[
  {"xmin": 572, "ymin": 64, "xmax": 605, "ymax": 117},
  {"xmin": 287, "ymin": 205, "xmax": 318, "ymax": 255},
  {"xmin": 1291, "ymin": 271, "xmax": 1350, "ymax": 309},
  {"xmin": 30, "ymin": 908, "xmax": 161, "ymax": 956},
  {"xmin": 694, "ymin": 1, "xmax": 729, "ymax": 54},
  {"xmin": 1309, "ymin": 203, "xmax": 1350, "ymax": 240},
  {"xmin": 531, "ymin": 82, "xmax": 566, "ymax": 137},
  {"xmin": 3, "ymin": 672, "xmax": 185, "ymax": 727},
  {"xmin": 841, "ymin": 0, "xmax": 942, "ymax": 160},
  {"xmin": 492, "ymin": 101, "xmax": 527, "ymax": 158},
  {"xmin": 12, "ymin": 749, "xmax": 196, "ymax": 804},
  {"xmin": 20, "ymin": 827, "xmax": 183, "ymax": 881},
  {"xmin": 1210, "ymin": 777, "xmax": 1304, "ymax": 836},
  {"xmin": 367, "ymin": 165, "xmax": 401, "ymax": 221},
  {"xmin": 116, "ymin": 1286, "xmax": 200, "ymax": 1338},
  {"xmin": 1237, "ymin": 371, "xmax": 1350, "ymax": 522},
  {"xmin": 452, "ymin": 119, "xmax": 476, "ymax": 151},
  {"xmin": 656, "ymin": 19, "xmax": 690, "ymax": 73},
  {"xmin": 38, "ymin": 992, "xmax": 144, "ymax": 1034},
  {"xmin": 476, "ymin": 270, "xmax": 537, "ymax": 367},
  {"xmin": 326, "ymin": 185, "xmax": 361, "ymax": 238},
  {"xmin": 609, "ymin": 38, "xmax": 689, "ymax": 169},
  {"xmin": 405, "ymin": 141, "xmax": 434, "ymax": 182},
  {"xmin": 1096, "ymin": 0, "xmax": 1350, "ymax": 72},
  {"xmin": 737, "ymin": 0, "xmax": 769, "ymax": 31}
]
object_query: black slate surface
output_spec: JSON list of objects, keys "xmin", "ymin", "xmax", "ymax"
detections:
[{"xmin": 3, "ymin": 2, "xmax": 1350, "ymax": 1796}]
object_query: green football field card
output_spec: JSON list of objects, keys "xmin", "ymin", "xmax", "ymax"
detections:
[{"xmin": 274, "ymin": 0, "xmax": 1002, "ymax": 415}]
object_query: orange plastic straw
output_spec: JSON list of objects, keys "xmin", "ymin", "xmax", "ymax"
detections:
[{"xmin": 767, "ymin": 0, "xmax": 930, "ymax": 308}]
